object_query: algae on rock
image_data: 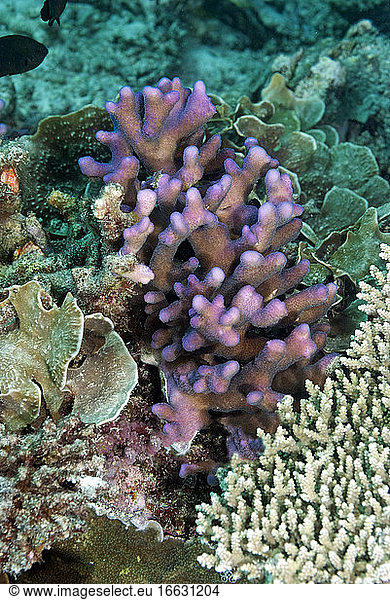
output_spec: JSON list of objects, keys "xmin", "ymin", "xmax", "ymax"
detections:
[{"xmin": 14, "ymin": 515, "xmax": 222, "ymax": 584}]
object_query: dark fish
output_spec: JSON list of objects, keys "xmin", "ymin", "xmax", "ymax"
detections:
[
  {"xmin": 0, "ymin": 35, "xmax": 48, "ymax": 78},
  {"xmin": 41, "ymin": 0, "xmax": 68, "ymax": 26}
]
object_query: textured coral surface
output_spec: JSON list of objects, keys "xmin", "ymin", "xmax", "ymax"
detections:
[
  {"xmin": 0, "ymin": 0, "xmax": 389, "ymax": 585},
  {"xmin": 0, "ymin": 417, "xmax": 104, "ymax": 576},
  {"xmin": 79, "ymin": 77, "xmax": 337, "ymax": 453},
  {"xmin": 196, "ymin": 244, "xmax": 390, "ymax": 583}
]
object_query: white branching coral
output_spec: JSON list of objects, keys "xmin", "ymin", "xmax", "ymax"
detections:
[{"xmin": 196, "ymin": 243, "xmax": 390, "ymax": 584}]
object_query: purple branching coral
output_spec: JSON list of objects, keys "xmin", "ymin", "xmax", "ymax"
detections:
[{"xmin": 79, "ymin": 77, "xmax": 337, "ymax": 453}]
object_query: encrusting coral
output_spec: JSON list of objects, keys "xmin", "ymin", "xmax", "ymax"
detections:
[
  {"xmin": 0, "ymin": 415, "xmax": 105, "ymax": 576},
  {"xmin": 196, "ymin": 244, "xmax": 390, "ymax": 583},
  {"xmin": 79, "ymin": 76, "xmax": 337, "ymax": 454},
  {"xmin": 14, "ymin": 514, "xmax": 222, "ymax": 585},
  {"xmin": 0, "ymin": 143, "xmax": 36, "ymax": 265}
]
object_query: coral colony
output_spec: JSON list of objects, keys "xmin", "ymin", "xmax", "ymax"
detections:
[
  {"xmin": 196, "ymin": 245, "xmax": 390, "ymax": 584},
  {"xmin": 79, "ymin": 77, "xmax": 337, "ymax": 455},
  {"xmin": 0, "ymin": 75, "xmax": 344, "ymax": 579}
]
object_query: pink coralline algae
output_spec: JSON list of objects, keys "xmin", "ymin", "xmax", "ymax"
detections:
[
  {"xmin": 96, "ymin": 415, "xmax": 162, "ymax": 529},
  {"xmin": 79, "ymin": 77, "xmax": 337, "ymax": 453}
]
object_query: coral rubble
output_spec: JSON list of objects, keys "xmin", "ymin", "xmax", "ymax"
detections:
[
  {"xmin": 0, "ymin": 0, "xmax": 190, "ymax": 130},
  {"xmin": 217, "ymin": 0, "xmax": 387, "ymax": 47}
]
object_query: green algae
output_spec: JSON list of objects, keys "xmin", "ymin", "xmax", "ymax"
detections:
[
  {"xmin": 326, "ymin": 208, "xmax": 390, "ymax": 282},
  {"xmin": 317, "ymin": 186, "xmax": 368, "ymax": 239},
  {"xmin": 300, "ymin": 208, "xmax": 390, "ymax": 289}
]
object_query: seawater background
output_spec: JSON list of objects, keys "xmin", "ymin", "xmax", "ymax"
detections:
[{"xmin": 0, "ymin": 0, "xmax": 388, "ymax": 135}]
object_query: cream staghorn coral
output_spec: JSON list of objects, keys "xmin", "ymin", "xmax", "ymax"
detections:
[{"xmin": 196, "ymin": 243, "xmax": 390, "ymax": 583}]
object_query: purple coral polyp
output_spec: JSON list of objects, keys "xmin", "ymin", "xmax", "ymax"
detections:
[{"xmin": 79, "ymin": 77, "xmax": 337, "ymax": 451}]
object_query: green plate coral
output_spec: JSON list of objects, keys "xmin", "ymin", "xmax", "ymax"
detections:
[
  {"xmin": 0, "ymin": 281, "xmax": 138, "ymax": 431},
  {"xmin": 0, "ymin": 281, "xmax": 83, "ymax": 430}
]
